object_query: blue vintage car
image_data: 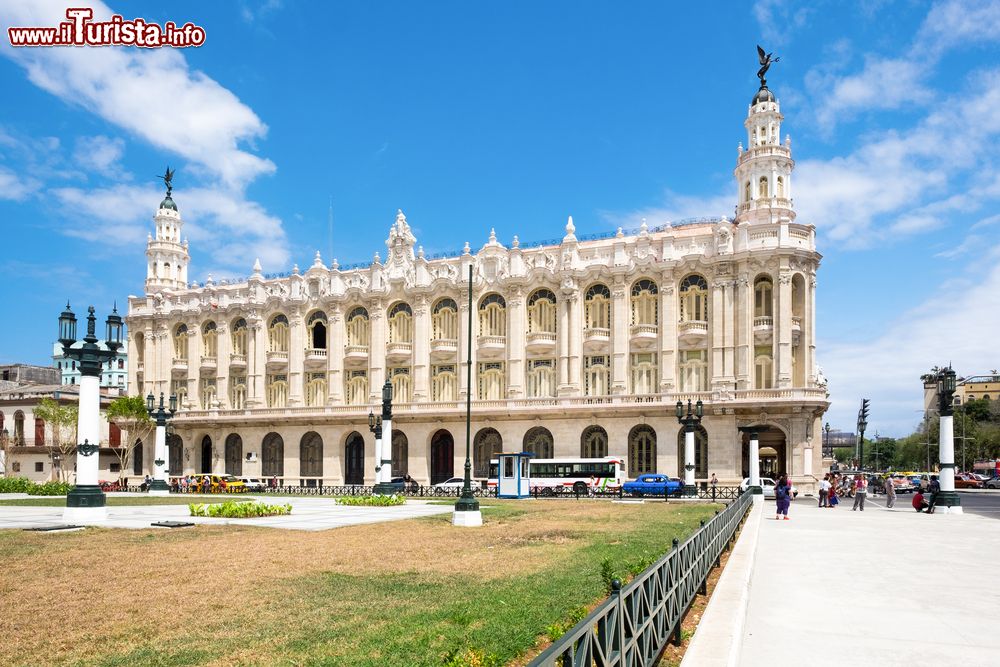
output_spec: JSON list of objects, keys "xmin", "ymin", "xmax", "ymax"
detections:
[{"xmin": 622, "ymin": 474, "xmax": 683, "ymax": 497}]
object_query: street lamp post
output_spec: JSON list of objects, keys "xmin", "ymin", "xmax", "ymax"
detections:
[
  {"xmin": 856, "ymin": 399, "xmax": 870, "ymax": 470},
  {"xmin": 454, "ymin": 265, "xmax": 482, "ymax": 526},
  {"xmin": 675, "ymin": 399, "xmax": 703, "ymax": 497},
  {"xmin": 372, "ymin": 379, "xmax": 402, "ymax": 495},
  {"xmin": 935, "ymin": 366, "xmax": 962, "ymax": 513},
  {"xmin": 58, "ymin": 303, "xmax": 123, "ymax": 522},
  {"xmin": 738, "ymin": 425, "xmax": 769, "ymax": 501},
  {"xmin": 146, "ymin": 392, "xmax": 177, "ymax": 495},
  {"xmin": 823, "ymin": 422, "xmax": 831, "ymax": 459}
]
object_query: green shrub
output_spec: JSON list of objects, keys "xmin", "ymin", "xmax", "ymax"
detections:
[
  {"xmin": 189, "ymin": 500, "xmax": 292, "ymax": 518},
  {"xmin": 335, "ymin": 494, "xmax": 405, "ymax": 507},
  {"xmin": 27, "ymin": 481, "xmax": 73, "ymax": 496},
  {"xmin": 441, "ymin": 647, "xmax": 502, "ymax": 667},
  {"xmin": 0, "ymin": 477, "xmax": 34, "ymax": 493}
]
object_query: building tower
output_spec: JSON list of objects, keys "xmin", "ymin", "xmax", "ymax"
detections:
[
  {"xmin": 733, "ymin": 77, "xmax": 795, "ymax": 225},
  {"xmin": 145, "ymin": 170, "xmax": 189, "ymax": 293}
]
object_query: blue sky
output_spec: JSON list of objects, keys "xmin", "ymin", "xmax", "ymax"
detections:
[{"xmin": 1, "ymin": 0, "xmax": 998, "ymax": 436}]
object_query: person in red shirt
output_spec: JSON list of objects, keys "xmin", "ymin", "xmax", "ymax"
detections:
[{"xmin": 912, "ymin": 490, "xmax": 929, "ymax": 513}]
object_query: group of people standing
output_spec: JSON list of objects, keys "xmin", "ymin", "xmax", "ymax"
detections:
[{"xmin": 817, "ymin": 473, "xmax": 876, "ymax": 511}]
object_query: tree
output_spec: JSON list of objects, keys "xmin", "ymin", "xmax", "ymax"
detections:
[
  {"xmin": 0, "ymin": 428, "xmax": 12, "ymax": 477},
  {"xmin": 33, "ymin": 398, "xmax": 79, "ymax": 481},
  {"xmin": 106, "ymin": 396, "xmax": 154, "ymax": 486}
]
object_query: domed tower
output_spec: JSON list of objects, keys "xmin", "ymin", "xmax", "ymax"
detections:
[
  {"xmin": 734, "ymin": 47, "xmax": 795, "ymax": 225},
  {"xmin": 145, "ymin": 167, "xmax": 190, "ymax": 293}
]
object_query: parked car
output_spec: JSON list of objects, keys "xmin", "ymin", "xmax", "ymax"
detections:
[
  {"xmin": 189, "ymin": 474, "xmax": 247, "ymax": 493},
  {"xmin": 985, "ymin": 477, "xmax": 1000, "ymax": 490},
  {"xmin": 739, "ymin": 477, "xmax": 798, "ymax": 499},
  {"xmin": 390, "ymin": 476, "xmax": 419, "ymax": 491},
  {"xmin": 886, "ymin": 475, "xmax": 914, "ymax": 494},
  {"xmin": 431, "ymin": 477, "xmax": 468, "ymax": 491},
  {"xmin": 239, "ymin": 477, "xmax": 267, "ymax": 492},
  {"xmin": 622, "ymin": 474, "xmax": 683, "ymax": 497},
  {"xmin": 954, "ymin": 473, "xmax": 984, "ymax": 489}
]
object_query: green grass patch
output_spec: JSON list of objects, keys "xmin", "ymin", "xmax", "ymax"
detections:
[
  {"xmin": 189, "ymin": 500, "xmax": 292, "ymax": 518},
  {"xmin": 335, "ymin": 494, "xmax": 406, "ymax": 507},
  {"xmin": 0, "ymin": 496, "xmax": 238, "ymax": 507}
]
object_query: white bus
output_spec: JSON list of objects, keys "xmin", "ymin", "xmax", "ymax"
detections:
[{"xmin": 488, "ymin": 456, "xmax": 626, "ymax": 495}]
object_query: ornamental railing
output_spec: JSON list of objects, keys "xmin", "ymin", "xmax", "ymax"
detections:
[{"xmin": 529, "ymin": 489, "xmax": 753, "ymax": 666}]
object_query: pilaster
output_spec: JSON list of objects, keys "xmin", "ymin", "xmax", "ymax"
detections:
[
  {"xmin": 611, "ymin": 280, "xmax": 628, "ymax": 394},
  {"xmin": 659, "ymin": 276, "xmax": 676, "ymax": 392},
  {"xmin": 215, "ymin": 321, "xmax": 229, "ymax": 408},
  {"xmin": 710, "ymin": 280, "xmax": 725, "ymax": 389},
  {"xmin": 328, "ymin": 305, "xmax": 344, "ymax": 403},
  {"xmin": 735, "ymin": 272, "xmax": 751, "ymax": 389},
  {"xmin": 369, "ymin": 299, "xmax": 386, "ymax": 401},
  {"xmin": 288, "ymin": 308, "xmax": 305, "ymax": 406},
  {"xmin": 187, "ymin": 322, "xmax": 200, "ymax": 409},
  {"xmin": 776, "ymin": 268, "xmax": 793, "ymax": 388},
  {"xmin": 413, "ymin": 296, "xmax": 430, "ymax": 401},
  {"xmin": 507, "ymin": 287, "xmax": 525, "ymax": 398},
  {"xmin": 567, "ymin": 290, "xmax": 583, "ymax": 393}
]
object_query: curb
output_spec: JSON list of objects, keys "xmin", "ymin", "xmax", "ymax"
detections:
[{"xmin": 680, "ymin": 497, "xmax": 763, "ymax": 667}]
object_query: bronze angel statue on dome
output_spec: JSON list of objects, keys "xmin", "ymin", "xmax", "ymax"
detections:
[
  {"xmin": 157, "ymin": 166, "xmax": 175, "ymax": 196},
  {"xmin": 757, "ymin": 45, "xmax": 779, "ymax": 86}
]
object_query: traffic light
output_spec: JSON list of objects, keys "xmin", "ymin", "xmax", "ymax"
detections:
[{"xmin": 857, "ymin": 398, "xmax": 870, "ymax": 433}]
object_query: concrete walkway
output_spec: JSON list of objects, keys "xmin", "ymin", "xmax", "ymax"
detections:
[
  {"xmin": 737, "ymin": 497, "xmax": 1000, "ymax": 664},
  {"xmin": 0, "ymin": 495, "xmax": 453, "ymax": 531}
]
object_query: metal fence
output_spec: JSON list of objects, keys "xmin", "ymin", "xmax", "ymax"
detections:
[{"xmin": 529, "ymin": 489, "xmax": 753, "ymax": 666}]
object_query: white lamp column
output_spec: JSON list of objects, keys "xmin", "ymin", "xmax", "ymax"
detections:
[
  {"xmin": 146, "ymin": 392, "xmax": 176, "ymax": 496},
  {"xmin": 935, "ymin": 366, "xmax": 962, "ymax": 514},
  {"xmin": 739, "ymin": 425, "xmax": 767, "ymax": 504},
  {"xmin": 675, "ymin": 399, "xmax": 703, "ymax": 497}
]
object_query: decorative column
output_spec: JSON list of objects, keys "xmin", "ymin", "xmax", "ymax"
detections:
[
  {"xmin": 507, "ymin": 287, "xmax": 525, "ymax": 397},
  {"xmin": 288, "ymin": 308, "xmax": 305, "ymax": 406},
  {"xmin": 248, "ymin": 315, "xmax": 265, "ymax": 407},
  {"xmin": 215, "ymin": 322, "xmax": 229, "ymax": 409},
  {"xmin": 808, "ymin": 274, "xmax": 817, "ymax": 385},
  {"xmin": 710, "ymin": 279, "xmax": 725, "ymax": 389},
  {"xmin": 738, "ymin": 425, "xmax": 768, "ymax": 503},
  {"xmin": 328, "ymin": 305, "xmax": 344, "ymax": 403},
  {"xmin": 568, "ymin": 290, "xmax": 583, "ymax": 392},
  {"xmin": 735, "ymin": 272, "xmax": 751, "ymax": 390},
  {"xmin": 776, "ymin": 269, "xmax": 793, "ymax": 388},
  {"xmin": 187, "ymin": 322, "xmax": 201, "ymax": 409},
  {"xmin": 557, "ymin": 295, "xmax": 571, "ymax": 394},
  {"xmin": 369, "ymin": 300, "xmax": 386, "ymax": 401},
  {"xmin": 373, "ymin": 380, "xmax": 400, "ymax": 493},
  {"xmin": 611, "ymin": 281, "xmax": 628, "ymax": 394},
  {"xmin": 412, "ymin": 296, "xmax": 430, "ymax": 401},
  {"xmin": 660, "ymin": 278, "xmax": 676, "ymax": 392},
  {"xmin": 722, "ymin": 278, "xmax": 736, "ymax": 389},
  {"xmin": 146, "ymin": 392, "xmax": 177, "ymax": 496},
  {"xmin": 458, "ymin": 289, "xmax": 477, "ymax": 399},
  {"xmin": 675, "ymin": 399, "xmax": 703, "ymax": 497},
  {"xmin": 935, "ymin": 367, "xmax": 962, "ymax": 514}
]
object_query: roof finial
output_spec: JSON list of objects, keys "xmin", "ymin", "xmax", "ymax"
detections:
[{"xmin": 252, "ymin": 258, "xmax": 262, "ymax": 275}]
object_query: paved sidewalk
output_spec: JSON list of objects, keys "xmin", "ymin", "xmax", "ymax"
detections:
[
  {"xmin": 0, "ymin": 495, "xmax": 452, "ymax": 531},
  {"xmin": 738, "ymin": 496, "xmax": 1000, "ymax": 664}
]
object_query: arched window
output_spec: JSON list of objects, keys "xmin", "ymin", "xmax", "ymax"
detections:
[
  {"xmin": 230, "ymin": 375, "xmax": 247, "ymax": 410},
  {"xmin": 754, "ymin": 277, "xmax": 773, "ymax": 319},
  {"xmin": 133, "ymin": 439, "xmax": 144, "ymax": 475},
  {"xmin": 758, "ymin": 176, "xmax": 768, "ymax": 198},
  {"xmin": 473, "ymin": 427, "xmax": 502, "ymax": 477},
  {"xmin": 266, "ymin": 373, "xmax": 288, "ymax": 408},
  {"xmin": 391, "ymin": 431, "xmax": 408, "ymax": 477},
  {"xmin": 225, "ymin": 434, "xmax": 242, "ymax": 476},
  {"xmin": 344, "ymin": 432, "xmax": 364, "ymax": 485},
  {"xmin": 268, "ymin": 314, "xmax": 289, "ymax": 353},
  {"xmin": 134, "ymin": 332, "xmax": 145, "ymax": 364},
  {"xmin": 300, "ymin": 431, "xmax": 324, "ymax": 478},
  {"xmin": 346, "ymin": 306, "xmax": 369, "ymax": 349},
  {"xmin": 527, "ymin": 289, "xmax": 556, "ymax": 334},
  {"xmin": 345, "ymin": 370, "xmax": 368, "ymax": 405},
  {"xmin": 478, "ymin": 294, "xmax": 506, "ymax": 337},
  {"xmin": 167, "ymin": 434, "xmax": 183, "ymax": 476},
  {"xmin": 679, "ymin": 275, "xmax": 708, "ymax": 322},
  {"xmin": 432, "ymin": 298, "xmax": 458, "ymax": 341},
  {"xmin": 34, "ymin": 417, "xmax": 45, "ymax": 447},
  {"xmin": 523, "ymin": 426, "xmax": 554, "ymax": 459},
  {"xmin": 585, "ymin": 356, "xmax": 610, "ymax": 396},
  {"xmin": 777, "ymin": 176, "xmax": 785, "ymax": 198},
  {"xmin": 585, "ymin": 284, "xmax": 610, "ymax": 331},
  {"xmin": 388, "ymin": 302, "xmax": 413, "ymax": 345},
  {"xmin": 679, "ymin": 350, "xmax": 708, "ymax": 392},
  {"xmin": 262, "ymin": 432, "xmax": 284, "ymax": 478},
  {"xmin": 390, "ymin": 367, "xmax": 411, "ymax": 403},
  {"xmin": 744, "ymin": 180, "xmax": 752, "ymax": 202},
  {"xmin": 630, "ymin": 352, "xmax": 658, "ymax": 394},
  {"xmin": 755, "ymin": 352, "xmax": 773, "ymax": 389},
  {"xmin": 628, "ymin": 425, "xmax": 657, "ymax": 477},
  {"xmin": 13, "ymin": 410, "xmax": 25, "ymax": 444},
  {"xmin": 307, "ymin": 311, "xmax": 327, "ymax": 350},
  {"xmin": 200, "ymin": 378, "xmax": 216, "ymax": 409},
  {"xmin": 305, "ymin": 372, "xmax": 327, "ymax": 407},
  {"xmin": 173, "ymin": 324, "xmax": 188, "ymax": 360},
  {"xmin": 477, "ymin": 362, "xmax": 505, "ymax": 400},
  {"xmin": 581, "ymin": 425, "xmax": 608, "ymax": 458},
  {"xmin": 231, "ymin": 318, "xmax": 248, "ymax": 357},
  {"xmin": 202, "ymin": 321, "xmax": 218, "ymax": 358},
  {"xmin": 432, "ymin": 364, "xmax": 457, "ymax": 402},
  {"xmin": 630, "ymin": 279, "xmax": 658, "ymax": 326},
  {"xmin": 526, "ymin": 359, "xmax": 556, "ymax": 398}
]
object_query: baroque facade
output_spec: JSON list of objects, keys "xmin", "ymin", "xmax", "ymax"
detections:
[{"xmin": 126, "ymin": 79, "xmax": 828, "ymax": 489}]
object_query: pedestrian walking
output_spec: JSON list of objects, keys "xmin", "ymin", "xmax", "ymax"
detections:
[
  {"xmin": 927, "ymin": 475, "xmax": 940, "ymax": 513},
  {"xmin": 829, "ymin": 483, "xmax": 839, "ymax": 508},
  {"xmin": 885, "ymin": 475, "xmax": 896, "ymax": 508},
  {"xmin": 774, "ymin": 474, "xmax": 792, "ymax": 520},
  {"xmin": 589, "ymin": 474, "xmax": 597, "ymax": 497},
  {"xmin": 852, "ymin": 474, "xmax": 867, "ymax": 511},
  {"xmin": 818, "ymin": 474, "xmax": 831, "ymax": 507}
]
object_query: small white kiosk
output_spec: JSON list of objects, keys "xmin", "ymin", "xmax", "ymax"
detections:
[{"xmin": 496, "ymin": 452, "xmax": 532, "ymax": 499}]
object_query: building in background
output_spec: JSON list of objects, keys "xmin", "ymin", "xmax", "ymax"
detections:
[
  {"xmin": 127, "ymin": 73, "xmax": 828, "ymax": 489},
  {"xmin": 52, "ymin": 342, "xmax": 128, "ymax": 393},
  {"xmin": 0, "ymin": 364, "xmax": 59, "ymax": 392},
  {"xmin": 956, "ymin": 372, "xmax": 999, "ymax": 405}
]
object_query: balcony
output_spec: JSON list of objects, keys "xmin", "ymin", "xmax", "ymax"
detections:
[
  {"xmin": 792, "ymin": 316, "xmax": 802, "ymax": 344},
  {"xmin": 583, "ymin": 327, "xmax": 611, "ymax": 353},
  {"xmin": 753, "ymin": 316, "xmax": 773, "ymax": 344},
  {"xmin": 304, "ymin": 347, "xmax": 328, "ymax": 367},
  {"xmin": 430, "ymin": 338, "xmax": 458, "ymax": 361},
  {"xmin": 677, "ymin": 320, "xmax": 708, "ymax": 346},
  {"xmin": 229, "ymin": 353, "xmax": 247, "ymax": 370},
  {"xmin": 629, "ymin": 323, "xmax": 658, "ymax": 349},
  {"xmin": 477, "ymin": 335, "xmax": 507, "ymax": 359},
  {"xmin": 200, "ymin": 356, "xmax": 217, "ymax": 372},
  {"xmin": 265, "ymin": 350, "xmax": 289, "ymax": 367},
  {"xmin": 385, "ymin": 341, "xmax": 413, "ymax": 364},
  {"xmin": 344, "ymin": 344, "xmax": 369, "ymax": 366},
  {"xmin": 525, "ymin": 330, "xmax": 557, "ymax": 355},
  {"xmin": 171, "ymin": 357, "xmax": 188, "ymax": 373}
]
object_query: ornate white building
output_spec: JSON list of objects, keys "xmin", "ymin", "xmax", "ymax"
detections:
[{"xmin": 126, "ymin": 79, "xmax": 828, "ymax": 489}]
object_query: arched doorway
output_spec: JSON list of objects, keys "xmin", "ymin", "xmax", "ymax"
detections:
[
  {"xmin": 740, "ymin": 428, "xmax": 787, "ymax": 479},
  {"xmin": 345, "ymin": 432, "xmax": 365, "ymax": 485},
  {"xmin": 225, "ymin": 434, "xmax": 243, "ymax": 476},
  {"xmin": 391, "ymin": 431, "xmax": 408, "ymax": 478},
  {"xmin": 628, "ymin": 425, "xmax": 656, "ymax": 478},
  {"xmin": 167, "ymin": 434, "xmax": 183, "ymax": 476},
  {"xmin": 133, "ymin": 439, "xmax": 144, "ymax": 476},
  {"xmin": 580, "ymin": 425, "xmax": 608, "ymax": 458},
  {"xmin": 430, "ymin": 430, "xmax": 454, "ymax": 484},
  {"xmin": 200, "ymin": 435, "xmax": 213, "ymax": 473},
  {"xmin": 300, "ymin": 431, "xmax": 323, "ymax": 485},
  {"xmin": 262, "ymin": 432, "xmax": 284, "ymax": 479},
  {"xmin": 676, "ymin": 425, "xmax": 708, "ymax": 480},
  {"xmin": 523, "ymin": 426, "xmax": 553, "ymax": 458},
  {"xmin": 473, "ymin": 428, "xmax": 502, "ymax": 478}
]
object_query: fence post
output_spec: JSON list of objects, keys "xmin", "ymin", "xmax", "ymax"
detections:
[
  {"xmin": 613, "ymin": 578, "xmax": 625, "ymax": 659},
  {"xmin": 698, "ymin": 520, "xmax": 708, "ymax": 595}
]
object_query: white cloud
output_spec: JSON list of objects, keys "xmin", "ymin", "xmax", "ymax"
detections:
[
  {"xmin": 916, "ymin": 0, "xmax": 1000, "ymax": 56},
  {"xmin": 604, "ymin": 190, "xmax": 735, "ymax": 229},
  {"xmin": 753, "ymin": 0, "xmax": 811, "ymax": 47},
  {"xmin": 73, "ymin": 135, "xmax": 126, "ymax": 179},
  {"xmin": 0, "ymin": 165, "xmax": 40, "ymax": 200},
  {"xmin": 0, "ymin": 0, "xmax": 275, "ymax": 190},
  {"xmin": 810, "ymin": 57, "xmax": 932, "ymax": 127}
]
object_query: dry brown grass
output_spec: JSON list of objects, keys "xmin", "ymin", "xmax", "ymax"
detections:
[{"xmin": 0, "ymin": 500, "xmax": 716, "ymax": 666}]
